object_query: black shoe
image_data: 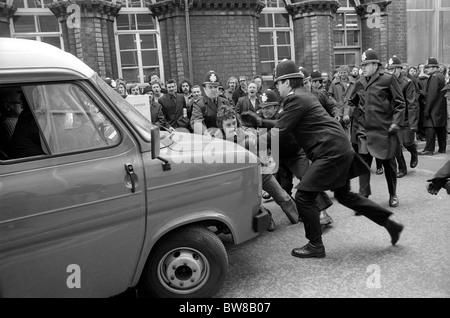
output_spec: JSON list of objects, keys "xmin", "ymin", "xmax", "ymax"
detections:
[
  {"xmin": 419, "ymin": 150, "xmax": 434, "ymax": 156},
  {"xmin": 384, "ymin": 219, "xmax": 404, "ymax": 245},
  {"xmin": 410, "ymin": 156, "xmax": 418, "ymax": 168},
  {"xmin": 397, "ymin": 170, "xmax": 407, "ymax": 178},
  {"xmin": 291, "ymin": 243, "xmax": 326, "ymax": 258},
  {"xmin": 376, "ymin": 168, "xmax": 383, "ymax": 175},
  {"xmin": 389, "ymin": 195, "xmax": 399, "ymax": 207},
  {"xmin": 438, "ymin": 150, "xmax": 446, "ymax": 154}
]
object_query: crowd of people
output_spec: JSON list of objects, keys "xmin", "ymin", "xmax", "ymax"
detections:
[{"xmin": 101, "ymin": 50, "xmax": 448, "ymax": 258}]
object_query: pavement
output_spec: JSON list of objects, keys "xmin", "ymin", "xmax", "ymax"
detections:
[{"xmin": 215, "ymin": 138, "xmax": 450, "ymax": 298}]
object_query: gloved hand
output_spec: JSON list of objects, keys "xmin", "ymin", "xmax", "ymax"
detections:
[
  {"xmin": 388, "ymin": 124, "xmax": 399, "ymax": 135},
  {"xmin": 426, "ymin": 178, "xmax": 446, "ymax": 195},
  {"xmin": 241, "ymin": 111, "xmax": 262, "ymax": 128}
]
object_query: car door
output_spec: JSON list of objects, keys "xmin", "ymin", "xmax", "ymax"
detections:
[{"xmin": 0, "ymin": 82, "xmax": 146, "ymax": 297}]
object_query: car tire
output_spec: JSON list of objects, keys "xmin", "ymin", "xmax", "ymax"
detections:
[{"xmin": 141, "ymin": 225, "xmax": 228, "ymax": 298}]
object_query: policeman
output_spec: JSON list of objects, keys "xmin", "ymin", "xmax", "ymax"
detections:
[
  {"xmin": 386, "ymin": 55, "xmax": 419, "ymax": 178},
  {"xmin": 190, "ymin": 70, "xmax": 230, "ymax": 135}
]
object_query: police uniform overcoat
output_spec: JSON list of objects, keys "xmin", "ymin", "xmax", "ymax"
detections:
[
  {"xmin": 396, "ymin": 73, "xmax": 419, "ymax": 130},
  {"xmin": 271, "ymin": 87, "xmax": 368, "ymax": 192},
  {"xmin": 423, "ymin": 72, "xmax": 447, "ymax": 128},
  {"xmin": 190, "ymin": 95, "xmax": 230, "ymax": 133},
  {"xmin": 355, "ymin": 69, "xmax": 406, "ymax": 160}
]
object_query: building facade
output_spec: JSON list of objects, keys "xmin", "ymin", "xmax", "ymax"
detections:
[{"xmin": 0, "ymin": 0, "xmax": 446, "ymax": 87}]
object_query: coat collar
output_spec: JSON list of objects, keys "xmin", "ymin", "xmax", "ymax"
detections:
[{"xmin": 360, "ymin": 68, "xmax": 383, "ymax": 90}]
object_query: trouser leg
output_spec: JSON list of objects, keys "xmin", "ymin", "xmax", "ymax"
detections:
[
  {"xmin": 376, "ymin": 158, "xmax": 383, "ymax": 170},
  {"xmin": 382, "ymin": 158, "xmax": 397, "ymax": 196},
  {"xmin": 294, "ymin": 190, "xmax": 322, "ymax": 245},
  {"xmin": 424, "ymin": 127, "xmax": 436, "ymax": 152},
  {"xmin": 334, "ymin": 180, "xmax": 393, "ymax": 226},
  {"xmin": 396, "ymin": 152, "xmax": 407, "ymax": 173},
  {"xmin": 406, "ymin": 143, "xmax": 418, "ymax": 168},
  {"xmin": 358, "ymin": 153, "xmax": 373, "ymax": 197},
  {"xmin": 436, "ymin": 126, "xmax": 447, "ymax": 152}
]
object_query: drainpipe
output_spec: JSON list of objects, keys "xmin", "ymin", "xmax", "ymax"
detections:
[{"xmin": 185, "ymin": 0, "xmax": 193, "ymax": 83}]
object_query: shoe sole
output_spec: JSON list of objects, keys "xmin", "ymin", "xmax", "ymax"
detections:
[{"xmin": 291, "ymin": 251, "xmax": 326, "ymax": 258}]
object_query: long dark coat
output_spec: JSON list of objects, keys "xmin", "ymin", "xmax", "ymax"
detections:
[
  {"xmin": 423, "ymin": 72, "xmax": 447, "ymax": 128},
  {"xmin": 353, "ymin": 69, "xmax": 406, "ymax": 160},
  {"xmin": 270, "ymin": 87, "xmax": 369, "ymax": 192},
  {"xmin": 397, "ymin": 73, "xmax": 419, "ymax": 130}
]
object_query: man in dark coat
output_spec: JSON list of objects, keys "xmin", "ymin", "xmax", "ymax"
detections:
[
  {"xmin": 190, "ymin": 70, "xmax": 230, "ymax": 135},
  {"xmin": 243, "ymin": 59, "xmax": 404, "ymax": 258},
  {"xmin": 419, "ymin": 57, "xmax": 448, "ymax": 155},
  {"xmin": 386, "ymin": 55, "xmax": 419, "ymax": 178},
  {"xmin": 349, "ymin": 49, "xmax": 406, "ymax": 208},
  {"xmin": 235, "ymin": 81, "xmax": 260, "ymax": 115},
  {"xmin": 158, "ymin": 79, "xmax": 190, "ymax": 130}
]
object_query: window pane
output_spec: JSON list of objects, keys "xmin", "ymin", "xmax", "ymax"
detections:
[
  {"xmin": 345, "ymin": 53, "xmax": 356, "ymax": 66},
  {"xmin": 43, "ymin": 0, "xmax": 54, "ymax": 7},
  {"xmin": 38, "ymin": 16, "xmax": 59, "ymax": 33},
  {"xmin": 22, "ymin": 84, "xmax": 114, "ymax": 155},
  {"xmin": 346, "ymin": 13, "xmax": 359, "ymax": 29},
  {"xmin": 334, "ymin": 30, "xmax": 345, "ymax": 47},
  {"xmin": 274, "ymin": 13, "xmax": 289, "ymax": 28},
  {"xmin": 27, "ymin": 0, "xmax": 39, "ymax": 8},
  {"xmin": 15, "ymin": 0, "xmax": 25, "ymax": 8},
  {"xmin": 120, "ymin": 51, "xmax": 138, "ymax": 68},
  {"xmin": 118, "ymin": 34, "xmax": 137, "ymax": 50},
  {"xmin": 442, "ymin": 0, "xmax": 450, "ymax": 7},
  {"xmin": 122, "ymin": 69, "xmax": 140, "ymax": 84},
  {"xmin": 41, "ymin": 37, "xmax": 61, "ymax": 49},
  {"xmin": 259, "ymin": 46, "xmax": 274, "ymax": 61},
  {"xmin": 13, "ymin": 16, "xmax": 36, "ymax": 33},
  {"xmin": 142, "ymin": 50, "xmax": 159, "ymax": 67},
  {"xmin": 136, "ymin": 14, "xmax": 155, "ymax": 30},
  {"xmin": 346, "ymin": 30, "xmax": 359, "ymax": 46},
  {"xmin": 440, "ymin": 12, "xmax": 450, "ymax": 63},
  {"xmin": 140, "ymin": 34, "xmax": 157, "ymax": 49},
  {"xmin": 265, "ymin": 0, "xmax": 280, "ymax": 8},
  {"xmin": 116, "ymin": 14, "xmax": 135, "ymax": 31},
  {"xmin": 335, "ymin": 54, "xmax": 345, "ymax": 66},
  {"xmin": 129, "ymin": 0, "xmax": 142, "ymax": 8},
  {"xmin": 276, "ymin": 31, "xmax": 290, "ymax": 45},
  {"xmin": 407, "ymin": 0, "xmax": 434, "ymax": 9},
  {"xmin": 407, "ymin": 11, "xmax": 436, "ymax": 66},
  {"xmin": 338, "ymin": 0, "xmax": 348, "ymax": 7},
  {"xmin": 259, "ymin": 13, "xmax": 273, "ymax": 28},
  {"xmin": 335, "ymin": 13, "xmax": 344, "ymax": 28},
  {"xmin": 277, "ymin": 46, "xmax": 291, "ymax": 60},
  {"xmin": 261, "ymin": 62, "xmax": 275, "ymax": 77},
  {"xmin": 259, "ymin": 32, "xmax": 273, "ymax": 46}
]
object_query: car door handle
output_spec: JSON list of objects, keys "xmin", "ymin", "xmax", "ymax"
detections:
[{"xmin": 124, "ymin": 163, "xmax": 137, "ymax": 193}]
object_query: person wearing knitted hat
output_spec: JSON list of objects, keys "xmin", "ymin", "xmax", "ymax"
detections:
[
  {"xmin": 419, "ymin": 57, "xmax": 448, "ymax": 155},
  {"xmin": 190, "ymin": 70, "xmax": 231, "ymax": 135},
  {"xmin": 386, "ymin": 55, "xmax": 419, "ymax": 178},
  {"xmin": 349, "ymin": 48, "xmax": 406, "ymax": 208},
  {"xmin": 242, "ymin": 59, "xmax": 404, "ymax": 258}
]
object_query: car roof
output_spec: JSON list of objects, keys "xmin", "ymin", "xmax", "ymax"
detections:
[{"xmin": 0, "ymin": 38, "xmax": 95, "ymax": 83}]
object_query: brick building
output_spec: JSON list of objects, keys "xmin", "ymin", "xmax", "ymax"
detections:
[{"xmin": 0, "ymin": 0, "xmax": 448, "ymax": 88}]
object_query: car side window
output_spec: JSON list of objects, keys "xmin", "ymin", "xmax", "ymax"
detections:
[{"xmin": 0, "ymin": 83, "xmax": 120, "ymax": 161}]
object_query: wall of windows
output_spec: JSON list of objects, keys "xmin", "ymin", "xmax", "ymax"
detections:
[
  {"xmin": 258, "ymin": 0, "xmax": 294, "ymax": 83},
  {"xmin": 114, "ymin": 8, "xmax": 163, "ymax": 84},
  {"xmin": 333, "ymin": 0, "xmax": 361, "ymax": 70},
  {"xmin": 407, "ymin": 0, "xmax": 450, "ymax": 66},
  {"xmin": 9, "ymin": 0, "xmax": 63, "ymax": 49}
]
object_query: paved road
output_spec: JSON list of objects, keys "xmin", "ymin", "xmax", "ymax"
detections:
[{"xmin": 215, "ymin": 140, "xmax": 450, "ymax": 298}]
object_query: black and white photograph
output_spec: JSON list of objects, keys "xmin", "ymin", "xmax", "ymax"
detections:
[{"xmin": 0, "ymin": 0, "xmax": 449, "ymax": 303}]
